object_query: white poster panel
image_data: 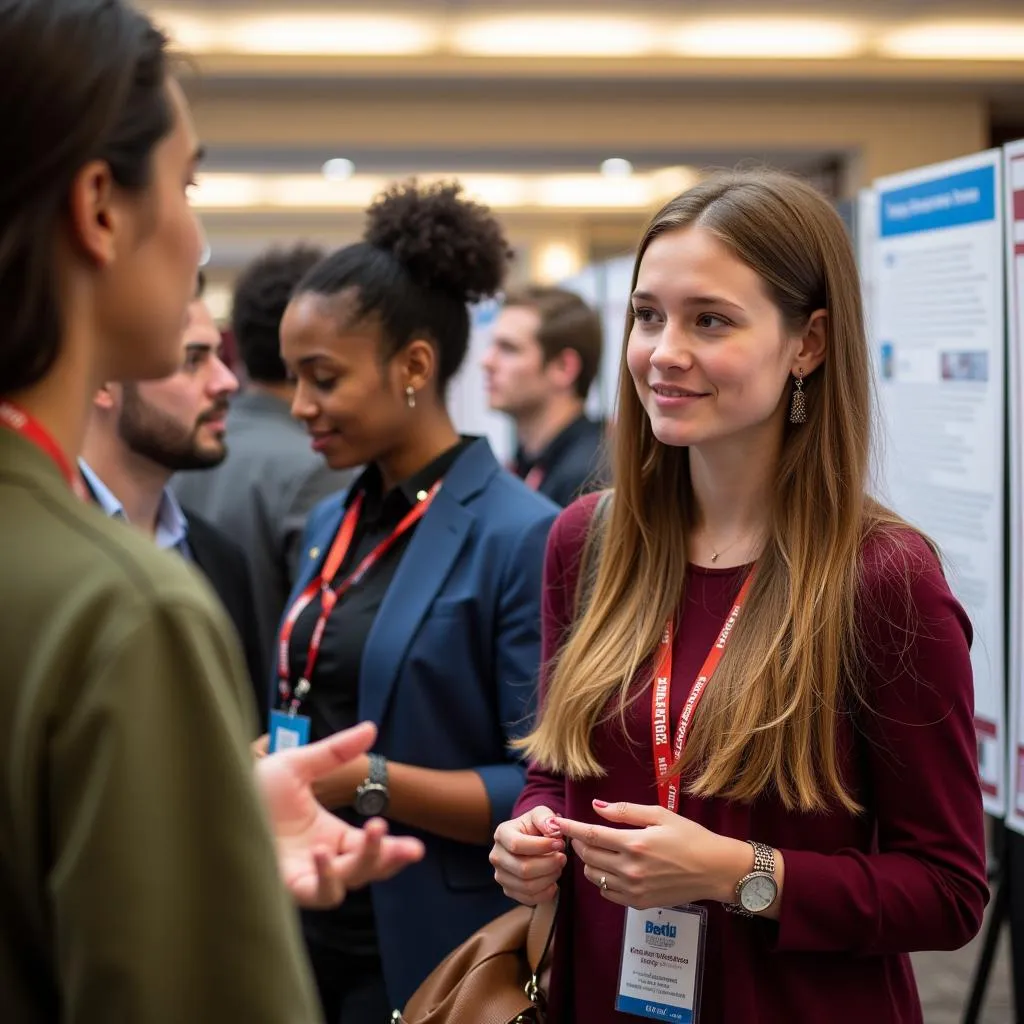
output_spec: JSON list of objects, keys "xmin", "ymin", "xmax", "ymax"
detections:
[
  {"xmin": 1004, "ymin": 141, "xmax": 1024, "ymax": 834},
  {"xmin": 597, "ymin": 255, "xmax": 636, "ymax": 422},
  {"xmin": 447, "ymin": 299, "xmax": 514, "ymax": 465},
  {"xmin": 561, "ymin": 256, "xmax": 635, "ymax": 423},
  {"xmin": 872, "ymin": 151, "xmax": 1006, "ymax": 815}
]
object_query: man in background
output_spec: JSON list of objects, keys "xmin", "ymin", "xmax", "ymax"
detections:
[
  {"xmin": 79, "ymin": 287, "xmax": 266, "ymax": 714},
  {"xmin": 482, "ymin": 285, "xmax": 607, "ymax": 507},
  {"xmin": 173, "ymin": 246, "xmax": 353, "ymax": 677}
]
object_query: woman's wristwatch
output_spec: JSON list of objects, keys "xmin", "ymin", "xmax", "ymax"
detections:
[
  {"xmin": 354, "ymin": 753, "xmax": 390, "ymax": 816},
  {"xmin": 728, "ymin": 840, "xmax": 779, "ymax": 916}
]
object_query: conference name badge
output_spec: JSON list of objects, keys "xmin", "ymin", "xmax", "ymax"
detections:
[
  {"xmin": 616, "ymin": 905, "xmax": 706, "ymax": 1022},
  {"xmin": 269, "ymin": 709, "xmax": 311, "ymax": 753}
]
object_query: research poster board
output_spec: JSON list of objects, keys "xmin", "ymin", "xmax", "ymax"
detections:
[
  {"xmin": 561, "ymin": 255, "xmax": 634, "ymax": 423},
  {"xmin": 872, "ymin": 150, "xmax": 1007, "ymax": 816},
  {"xmin": 597, "ymin": 255, "xmax": 635, "ymax": 420},
  {"xmin": 1005, "ymin": 141, "xmax": 1024, "ymax": 834},
  {"xmin": 448, "ymin": 299, "xmax": 514, "ymax": 465}
]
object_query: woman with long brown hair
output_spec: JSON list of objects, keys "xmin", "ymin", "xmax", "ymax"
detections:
[{"xmin": 490, "ymin": 170, "xmax": 988, "ymax": 1022}]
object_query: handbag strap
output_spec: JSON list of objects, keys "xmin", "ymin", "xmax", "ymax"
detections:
[
  {"xmin": 520, "ymin": 493, "xmax": 609, "ymax": 1005},
  {"xmin": 524, "ymin": 895, "xmax": 558, "ymax": 1000}
]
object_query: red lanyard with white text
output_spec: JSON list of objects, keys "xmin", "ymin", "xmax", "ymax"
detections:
[
  {"xmin": 0, "ymin": 400, "xmax": 84, "ymax": 498},
  {"xmin": 276, "ymin": 480, "xmax": 441, "ymax": 713},
  {"xmin": 651, "ymin": 569, "xmax": 756, "ymax": 812}
]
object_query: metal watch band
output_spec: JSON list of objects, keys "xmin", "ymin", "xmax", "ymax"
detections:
[
  {"xmin": 749, "ymin": 839, "xmax": 775, "ymax": 874},
  {"xmin": 368, "ymin": 753, "xmax": 388, "ymax": 787}
]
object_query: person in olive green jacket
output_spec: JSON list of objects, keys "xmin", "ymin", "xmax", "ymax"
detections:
[{"xmin": 0, "ymin": 3, "xmax": 422, "ymax": 1022}]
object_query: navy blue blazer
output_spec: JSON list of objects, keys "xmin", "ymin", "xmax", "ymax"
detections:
[{"xmin": 277, "ymin": 438, "xmax": 558, "ymax": 1008}]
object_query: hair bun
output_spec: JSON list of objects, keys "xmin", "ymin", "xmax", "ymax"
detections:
[{"xmin": 364, "ymin": 180, "xmax": 512, "ymax": 304}]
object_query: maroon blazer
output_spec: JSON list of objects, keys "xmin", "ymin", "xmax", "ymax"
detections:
[{"xmin": 516, "ymin": 493, "xmax": 988, "ymax": 1024}]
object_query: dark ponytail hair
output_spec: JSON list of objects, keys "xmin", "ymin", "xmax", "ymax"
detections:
[
  {"xmin": 298, "ymin": 180, "xmax": 513, "ymax": 391},
  {"xmin": 0, "ymin": 0, "xmax": 172, "ymax": 395}
]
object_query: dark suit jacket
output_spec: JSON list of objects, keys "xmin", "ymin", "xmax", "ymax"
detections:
[
  {"xmin": 516, "ymin": 415, "xmax": 607, "ymax": 508},
  {"xmin": 78, "ymin": 472, "xmax": 266, "ymax": 726},
  {"xmin": 185, "ymin": 510, "xmax": 268, "ymax": 725},
  {"xmin": 281, "ymin": 438, "xmax": 559, "ymax": 1008}
]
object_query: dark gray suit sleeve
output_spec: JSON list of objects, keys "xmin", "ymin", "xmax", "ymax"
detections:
[{"xmin": 280, "ymin": 465, "xmax": 353, "ymax": 584}]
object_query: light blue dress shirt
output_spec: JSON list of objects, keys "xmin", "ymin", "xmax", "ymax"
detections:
[{"xmin": 79, "ymin": 459, "xmax": 192, "ymax": 558}]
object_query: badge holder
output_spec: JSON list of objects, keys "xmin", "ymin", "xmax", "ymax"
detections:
[
  {"xmin": 615, "ymin": 904, "xmax": 707, "ymax": 1022},
  {"xmin": 268, "ymin": 708, "xmax": 311, "ymax": 753}
]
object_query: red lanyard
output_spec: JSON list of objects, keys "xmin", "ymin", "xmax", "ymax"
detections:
[
  {"xmin": 0, "ymin": 400, "xmax": 84, "ymax": 497},
  {"xmin": 651, "ymin": 570, "xmax": 755, "ymax": 812},
  {"xmin": 276, "ymin": 480, "xmax": 441, "ymax": 713},
  {"xmin": 507, "ymin": 457, "xmax": 545, "ymax": 492},
  {"xmin": 523, "ymin": 466, "xmax": 545, "ymax": 491}
]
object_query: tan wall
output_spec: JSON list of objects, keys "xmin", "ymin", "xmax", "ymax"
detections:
[
  {"xmin": 189, "ymin": 85, "xmax": 991, "ymax": 280},
  {"xmin": 189, "ymin": 87, "xmax": 990, "ymax": 190}
]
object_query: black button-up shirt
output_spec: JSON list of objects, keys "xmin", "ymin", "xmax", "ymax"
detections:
[{"xmin": 289, "ymin": 437, "xmax": 473, "ymax": 956}]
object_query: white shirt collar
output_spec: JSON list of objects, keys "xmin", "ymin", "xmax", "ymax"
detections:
[{"xmin": 78, "ymin": 458, "xmax": 190, "ymax": 554}]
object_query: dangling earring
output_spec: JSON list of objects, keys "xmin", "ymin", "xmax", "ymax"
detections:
[
  {"xmin": 405, "ymin": 385, "xmax": 416, "ymax": 409},
  {"xmin": 789, "ymin": 370, "xmax": 807, "ymax": 424}
]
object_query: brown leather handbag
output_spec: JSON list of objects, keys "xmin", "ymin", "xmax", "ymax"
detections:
[{"xmin": 397, "ymin": 898, "xmax": 557, "ymax": 1024}]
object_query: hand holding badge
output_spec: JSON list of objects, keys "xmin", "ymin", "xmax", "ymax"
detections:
[{"xmin": 553, "ymin": 799, "xmax": 779, "ymax": 1022}]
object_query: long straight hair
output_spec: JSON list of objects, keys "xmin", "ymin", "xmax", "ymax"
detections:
[{"xmin": 521, "ymin": 171, "xmax": 907, "ymax": 813}]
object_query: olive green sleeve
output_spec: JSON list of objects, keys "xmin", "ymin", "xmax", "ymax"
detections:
[{"xmin": 48, "ymin": 596, "xmax": 323, "ymax": 1024}]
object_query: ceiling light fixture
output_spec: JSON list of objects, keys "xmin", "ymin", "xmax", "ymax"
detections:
[
  {"xmin": 672, "ymin": 18, "xmax": 864, "ymax": 59},
  {"xmin": 534, "ymin": 241, "xmax": 583, "ymax": 284},
  {"xmin": 229, "ymin": 15, "xmax": 440, "ymax": 56},
  {"xmin": 190, "ymin": 169, "xmax": 700, "ymax": 212},
  {"xmin": 322, "ymin": 158, "xmax": 356, "ymax": 181},
  {"xmin": 601, "ymin": 158, "xmax": 634, "ymax": 178},
  {"xmin": 153, "ymin": 11, "xmax": 440, "ymax": 56},
  {"xmin": 152, "ymin": 12, "xmax": 222, "ymax": 51},
  {"xmin": 878, "ymin": 21, "xmax": 1024, "ymax": 60},
  {"xmin": 452, "ymin": 16, "xmax": 658, "ymax": 57}
]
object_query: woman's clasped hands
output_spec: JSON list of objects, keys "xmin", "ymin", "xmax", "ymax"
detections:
[
  {"xmin": 492, "ymin": 799, "xmax": 753, "ymax": 911},
  {"xmin": 490, "ymin": 804, "xmax": 568, "ymax": 905}
]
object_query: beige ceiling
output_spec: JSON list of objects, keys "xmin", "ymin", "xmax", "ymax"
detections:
[{"xmin": 142, "ymin": 2, "xmax": 1024, "ymax": 275}]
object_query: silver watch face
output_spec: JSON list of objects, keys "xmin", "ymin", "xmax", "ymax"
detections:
[
  {"xmin": 739, "ymin": 873, "xmax": 778, "ymax": 913},
  {"xmin": 355, "ymin": 783, "xmax": 388, "ymax": 817}
]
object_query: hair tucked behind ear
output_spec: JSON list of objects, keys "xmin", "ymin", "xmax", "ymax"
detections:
[
  {"xmin": 0, "ymin": 0, "xmax": 171, "ymax": 396},
  {"xmin": 520, "ymin": 170, "xmax": 914, "ymax": 814},
  {"xmin": 298, "ymin": 180, "xmax": 513, "ymax": 391}
]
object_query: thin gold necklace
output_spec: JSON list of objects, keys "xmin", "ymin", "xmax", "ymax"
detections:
[
  {"xmin": 709, "ymin": 537, "xmax": 744, "ymax": 563},
  {"xmin": 705, "ymin": 529, "xmax": 763, "ymax": 563}
]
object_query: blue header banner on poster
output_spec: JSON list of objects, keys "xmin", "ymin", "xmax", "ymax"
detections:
[{"xmin": 879, "ymin": 165, "xmax": 996, "ymax": 238}]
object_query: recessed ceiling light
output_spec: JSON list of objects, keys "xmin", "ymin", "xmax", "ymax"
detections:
[
  {"xmin": 672, "ymin": 18, "xmax": 864, "ymax": 59},
  {"xmin": 878, "ymin": 21, "xmax": 1024, "ymax": 60},
  {"xmin": 322, "ymin": 158, "xmax": 355, "ymax": 181},
  {"xmin": 452, "ymin": 16, "xmax": 657, "ymax": 57},
  {"xmin": 601, "ymin": 158, "xmax": 634, "ymax": 178}
]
